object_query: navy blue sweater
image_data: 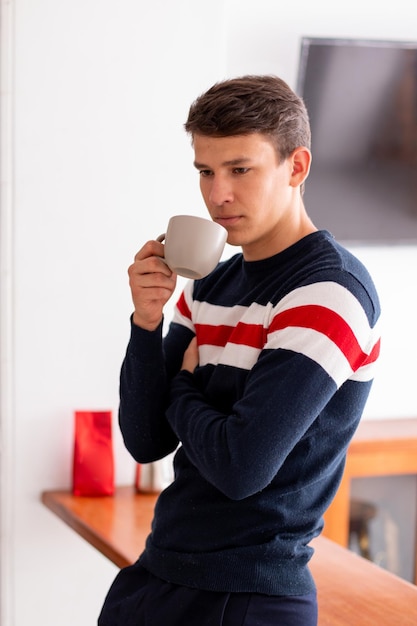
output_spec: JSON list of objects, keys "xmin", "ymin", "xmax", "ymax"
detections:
[{"xmin": 119, "ymin": 230, "xmax": 381, "ymax": 595}]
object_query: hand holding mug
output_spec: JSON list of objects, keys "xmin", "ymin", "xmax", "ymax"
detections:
[
  {"xmin": 128, "ymin": 215, "xmax": 227, "ymax": 330},
  {"xmin": 128, "ymin": 239, "xmax": 177, "ymax": 331}
]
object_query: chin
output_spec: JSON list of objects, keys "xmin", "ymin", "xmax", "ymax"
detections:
[{"xmin": 225, "ymin": 236, "xmax": 242, "ymax": 248}]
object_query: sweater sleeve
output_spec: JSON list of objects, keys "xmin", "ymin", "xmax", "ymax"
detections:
[
  {"xmin": 118, "ymin": 316, "xmax": 193, "ymax": 463},
  {"xmin": 166, "ymin": 352, "xmax": 340, "ymax": 500}
]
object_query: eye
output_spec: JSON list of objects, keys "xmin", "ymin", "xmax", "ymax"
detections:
[
  {"xmin": 233, "ymin": 167, "xmax": 250, "ymax": 175},
  {"xmin": 198, "ymin": 169, "xmax": 213, "ymax": 178}
]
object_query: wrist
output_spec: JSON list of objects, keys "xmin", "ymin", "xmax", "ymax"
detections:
[{"xmin": 132, "ymin": 311, "xmax": 162, "ymax": 331}]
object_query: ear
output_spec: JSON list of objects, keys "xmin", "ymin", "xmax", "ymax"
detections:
[{"xmin": 289, "ymin": 147, "xmax": 312, "ymax": 188}]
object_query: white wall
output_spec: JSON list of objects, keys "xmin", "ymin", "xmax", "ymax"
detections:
[{"xmin": 1, "ymin": 0, "xmax": 417, "ymax": 624}]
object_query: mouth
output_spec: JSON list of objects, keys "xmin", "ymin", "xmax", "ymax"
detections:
[{"xmin": 215, "ymin": 215, "xmax": 242, "ymax": 228}]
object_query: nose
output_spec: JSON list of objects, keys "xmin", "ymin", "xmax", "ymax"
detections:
[{"xmin": 207, "ymin": 174, "xmax": 234, "ymax": 206}]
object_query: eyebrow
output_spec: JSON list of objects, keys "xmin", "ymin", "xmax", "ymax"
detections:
[{"xmin": 193, "ymin": 157, "xmax": 252, "ymax": 169}]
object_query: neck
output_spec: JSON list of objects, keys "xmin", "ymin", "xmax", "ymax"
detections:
[{"xmin": 242, "ymin": 203, "xmax": 318, "ymax": 261}]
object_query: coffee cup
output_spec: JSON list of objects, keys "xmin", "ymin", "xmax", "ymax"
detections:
[{"xmin": 159, "ymin": 215, "xmax": 227, "ymax": 279}]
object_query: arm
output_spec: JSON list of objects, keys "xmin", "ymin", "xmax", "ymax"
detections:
[
  {"xmin": 118, "ymin": 240, "xmax": 193, "ymax": 462},
  {"xmin": 168, "ymin": 351, "xmax": 338, "ymax": 499},
  {"xmin": 118, "ymin": 319, "xmax": 179, "ymax": 463}
]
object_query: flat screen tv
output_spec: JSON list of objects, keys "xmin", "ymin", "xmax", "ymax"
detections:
[{"xmin": 296, "ymin": 37, "xmax": 417, "ymax": 244}]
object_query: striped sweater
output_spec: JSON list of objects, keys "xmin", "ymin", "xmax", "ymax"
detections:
[{"xmin": 119, "ymin": 230, "xmax": 381, "ymax": 595}]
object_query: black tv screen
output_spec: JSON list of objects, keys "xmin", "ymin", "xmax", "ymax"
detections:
[{"xmin": 296, "ymin": 37, "xmax": 417, "ymax": 244}]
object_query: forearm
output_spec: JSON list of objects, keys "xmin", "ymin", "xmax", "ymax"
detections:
[
  {"xmin": 166, "ymin": 353, "xmax": 338, "ymax": 500},
  {"xmin": 119, "ymin": 319, "xmax": 178, "ymax": 462}
]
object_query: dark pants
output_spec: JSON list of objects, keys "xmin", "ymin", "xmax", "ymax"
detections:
[{"xmin": 98, "ymin": 564, "xmax": 318, "ymax": 626}]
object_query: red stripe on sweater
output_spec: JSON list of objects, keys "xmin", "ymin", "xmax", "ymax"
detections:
[
  {"xmin": 176, "ymin": 291, "xmax": 191, "ymax": 320},
  {"xmin": 196, "ymin": 304, "xmax": 377, "ymax": 373},
  {"xmin": 195, "ymin": 323, "xmax": 265, "ymax": 349},
  {"xmin": 361, "ymin": 337, "xmax": 381, "ymax": 366},
  {"xmin": 269, "ymin": 305, "xmax": 369, "ymax": 371}
]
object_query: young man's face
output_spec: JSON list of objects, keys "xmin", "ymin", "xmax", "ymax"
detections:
[{"xmin": 193, "ymin": 132, "xmax": 304, "ymax": 260}]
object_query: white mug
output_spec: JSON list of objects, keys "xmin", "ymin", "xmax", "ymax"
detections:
[{"xmin": 159, "ymin": 215, "xmax": 227, "ymax": 279}]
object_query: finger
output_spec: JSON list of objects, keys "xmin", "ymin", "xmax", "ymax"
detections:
[
  {"xmin": 131, "ymin": 271, "xmax": 176, "ymax": 292},
  {"xmin": 128, "ymin": 257, "xmax": 174, "ymax": 283},
  {"xmin": 134, "ymin": 239, "xmax": 166, "ymax": 263}
]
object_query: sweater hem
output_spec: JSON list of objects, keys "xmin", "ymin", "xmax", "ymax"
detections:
[{"xmin": 137, "ymin": 543, "xmax": 316, "ymax": 596}]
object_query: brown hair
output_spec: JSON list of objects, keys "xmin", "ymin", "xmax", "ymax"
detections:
[{"xmin": 184, "ymin": 75, "xmax": 311, "ymax": 162}]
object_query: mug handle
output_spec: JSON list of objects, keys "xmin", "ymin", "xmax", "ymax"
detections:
[{"xmin": 155, "ymin": 233, "xmax": 170, "ymax": 268}]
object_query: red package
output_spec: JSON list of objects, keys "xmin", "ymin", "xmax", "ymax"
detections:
[{"xmin": 72, "ymin": 410, "xmax": 114, "ymax": 496}]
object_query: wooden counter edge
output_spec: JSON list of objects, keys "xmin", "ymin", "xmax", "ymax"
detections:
[{"xmin": 41, "ymin": 490, "xmax": 131, "ymax": 568}]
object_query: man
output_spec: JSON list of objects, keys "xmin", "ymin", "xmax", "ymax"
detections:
[{"xmin": 99, "ymin": 75, "xmax": 381, "ymax": 625}]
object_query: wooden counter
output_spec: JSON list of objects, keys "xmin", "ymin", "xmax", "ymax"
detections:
[
  {"xmin": 42, "ymin": 486, "xmax": 417, "ymax": 625},
  {"xmin": 323, "ymin": 417, "xmax": 417, "ymax": 583}
]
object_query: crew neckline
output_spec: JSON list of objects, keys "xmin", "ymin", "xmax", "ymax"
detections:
[{"xmin": 240, "ymin": 230, "xmax": 333, "ymax": 273}]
